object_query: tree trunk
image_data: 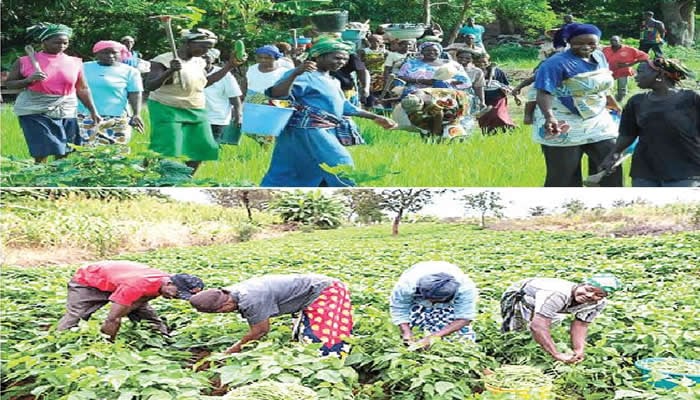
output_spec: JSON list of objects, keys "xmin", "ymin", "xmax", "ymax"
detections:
[
  {"xmin": 241, "ymin": 190, "xmax": 253, "ymax": 221},
  {"xmin": 445, "ymin": 0, "xmax": 472, "ymax": 46},
  {"xmin": 480, "ymin": 212, "xmax": 486, "ymax": 228},
  {"xmin": 424, "ymin": 0, "xmax": 431, "ymax": 25},
  {"xmin": 660, "ymin": 0, "xmax": 695, "ymax": 46},
  {"xmin": 392, "ymin": 209, "xmax": 404, "ymax": 236}
]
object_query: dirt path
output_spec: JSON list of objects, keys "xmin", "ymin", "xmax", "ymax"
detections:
[{"xmin": 2, "ymin": 228, "xmax": 294, "ymax": 268}]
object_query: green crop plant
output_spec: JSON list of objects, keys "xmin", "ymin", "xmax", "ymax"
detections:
[{"xmin": 2, "ymin": 219, "xmax": 699, "ymax": 399}]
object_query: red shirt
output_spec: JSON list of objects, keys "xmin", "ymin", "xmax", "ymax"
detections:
[
  {"xmin": 73, "ymin": 261, "xmax": 169, "ymax": 306},
  {"xmin": 602, "ymin": 45, "xmax": 649, "ymax": 79}
]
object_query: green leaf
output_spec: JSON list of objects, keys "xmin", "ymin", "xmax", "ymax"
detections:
[{"xmin": 435, "ymin": 381, "xmax": 455, "ymax": 395}]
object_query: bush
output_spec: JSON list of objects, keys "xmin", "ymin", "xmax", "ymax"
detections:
[
  {"xmin": 270, "ymin": 190, "xmax": 346, "ymax": 229},
  {"xmin": 236, "ymin": 222, "xmax": 260, "ymax": 242}
]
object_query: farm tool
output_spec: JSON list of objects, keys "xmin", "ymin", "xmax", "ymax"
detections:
[
  {"xmin": 150, "ymin": 15, "xmax": 186, "ymax": 89},
  {"xmin": 583, "ymin": 152, "xmax": 631, "ymax": 187}
]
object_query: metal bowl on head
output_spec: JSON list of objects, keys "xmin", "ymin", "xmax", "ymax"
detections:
[{"xmin": 381, "ymin": 23, "xmax": 426, "ymax": 40}]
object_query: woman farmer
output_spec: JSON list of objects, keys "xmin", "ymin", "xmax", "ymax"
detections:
[
  {"xmin": 600, "ymin": 58, "xmax": 699, "ymax": 187},
  {"xmin": 500, "ymin": 274, "xmax": 621, "ymax": 363},
  {"xmin": 390, "ymin": 261, "xmax": 478, "ymax": 349},
  {"xmin": 473, "ymin": 53, "xmax": 518, "ymax": 134},
  {"xmin": 189, "ymin": 274, "xmax": 353, "ymax": 357},
  {"xmin": 260, "ymin": 37, "xmax": 397, "ymax": 187},
  {"xmin": 6, "ymin": 23, "xmax": 101, "ymax": 163},
  {"xmin": 534, "ymin": 23, "xmax": 622, "ymax": 187},
  {"xmin": 244, "ymin": 45, "xmax": 292, "ymax": 146},
  {"xmin": 202, "ymin": 48, "xmax": 242, "ymax": 143},
  {"xmin": 78, "ymin": 40, "xmax": 144, "ymax": 145},
  {"xmin": 397, "ymin": 42, "xmax": 467, "ymax": 95},
  {"xmin": 146, "ymin": 28, "xmax": 245, "ymax": 173}
]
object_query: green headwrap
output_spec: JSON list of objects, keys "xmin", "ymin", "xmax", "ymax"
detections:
[
  {"xmin": 307, "ymin": 38, "xmax": 354, "ymax": 58},
  {"xmin": 585, "ymin": 274, "xmax": 621, "ymax": 295},
  {"xmin": 26, "ymin": 23, "xmax": 73, "ymax": 42}
]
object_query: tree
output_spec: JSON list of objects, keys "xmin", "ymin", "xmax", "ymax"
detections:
[
  {"xmin": 379, "ymin": 189, "xmax": 441, "ymax": 235},
  {"xmin": 659, "ymin": 0, "xmax": 695, "ymax": 46},
  {"xmin": 462, "ymin": 191, "xmax": 505, "ymax": 228},
  {"xmin": 529, "ymin": 205, "xmax": 548, "ymax": 216},
  {"xmin": 269, "ymin": 190, "xmax": 346, "ymax": 229},
  {"xmin": 337, "ymin": 189, "xmax": 385, "ymax": 223},
  {"xmin": 206, "ymin": 189, "xmax": 277, "ymax": 221}
]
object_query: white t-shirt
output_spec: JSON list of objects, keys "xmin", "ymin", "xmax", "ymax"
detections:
[
  {"xmin": 204, "ymin": 66, "xmax": 242, "ymax": 125},
  {"xmin": 245, "ymin": 64, "xmax": 292, "ymax": 94},
  {"xmin": 276, "ymin": 58, "xmax": 295, "ymax": 69},
  {"xmin": 384, "ymin": 52, "xmax": 409, "ymax": 75}
]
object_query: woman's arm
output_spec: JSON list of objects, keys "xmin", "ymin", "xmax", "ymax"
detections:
[
  {"xmin": 127, "ymin": 91, "xmax": 144, "ymax": 132},
  {"xmin": 4, "ymin": 60, "xmax": 46, "ymax": 90},
  {"xmin": 536, "ymin": 90, "xmax": 561, "ymax": 135},
  {"xmin": 75, "ymin": 73, "xmax": 102, "ymax": 124},
  {"xmin": 267, "ymin": 61, "xmax": 316, "ymax": 98},
  {"xmin": 205, "ymin": 57, "xmax": 246, "ymax": 88},
  {"xmin": 145, "ymin": 60, "xmax": 181, "ymax": 91},
  {"xmin": 224, "ymin": 319, "xmax": 270, "ymax": 354}
]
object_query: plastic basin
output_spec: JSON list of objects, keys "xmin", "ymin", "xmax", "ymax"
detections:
[
  {"xmin": 635, "ymin": 358, "xmax": 700, "ymax": 389},
  {"xmin": 241, "ymin": 104, "xmax": 295, "ymax": 136}
]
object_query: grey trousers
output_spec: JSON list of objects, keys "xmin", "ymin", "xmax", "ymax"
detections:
[
  {"xmin": 56, "ymin": 281, "xmax": 168, "ymax": 335},
  {"xmin": 615, "ymin": 77, "xmax": 628, "ymax": 103}
]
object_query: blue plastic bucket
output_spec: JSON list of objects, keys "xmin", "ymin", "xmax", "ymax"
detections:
[
  {"xmin": 242, "ymin": 104, "xmax": 295, "ymax": 136},
  {"xmin": 635, "ymin": 358, "xmax": 700, "ymax": 389}
]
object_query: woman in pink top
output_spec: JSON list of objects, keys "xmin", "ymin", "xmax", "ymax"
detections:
[{"xmin": 6, "ymin": 23, "xmax": 101, "ymax": 163}]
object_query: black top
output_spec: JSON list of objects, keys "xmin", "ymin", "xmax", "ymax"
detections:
[
  {"xmin": 620, "ymin": 89, "xmax": 700, "ymax": 181},
  {"xmin": 331, "ymin": 53, "xmax": 367, "ymax": 90}
]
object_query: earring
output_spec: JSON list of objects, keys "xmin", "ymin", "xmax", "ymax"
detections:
[{"xmin": 655, "ymin": 77, "xmax": 663, "ymax": 82}]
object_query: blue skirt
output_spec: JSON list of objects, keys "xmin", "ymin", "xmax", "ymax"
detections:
[
  {"xmin": 19, "ymin": 114, "xmax": 80, "ymax": 158},
  {"xmin": 261, "ymin": 126, "xmax": 355, "ymax": 187}
]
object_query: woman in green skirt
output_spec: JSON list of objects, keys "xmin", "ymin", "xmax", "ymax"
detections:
[{"xmin": 146, "ymin": 28, "xmax": 245, "ymax": 173}]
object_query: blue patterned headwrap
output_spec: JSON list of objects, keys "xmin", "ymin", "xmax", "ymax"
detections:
[
  {"xmin": 561, "ymin": 23, "xmax": 602, "ymax": 42},
  {"xmin": 255, "ymin": 45, "xmax": 283, "ymax": 59},
  {"xmin": 417, "ymin": 273, "xmax": 459, "ymax": 302}
]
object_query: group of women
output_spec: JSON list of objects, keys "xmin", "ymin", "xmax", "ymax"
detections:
[{"xmin": 7, "ymin": 20, "xmax": 699, "ymax": 187}]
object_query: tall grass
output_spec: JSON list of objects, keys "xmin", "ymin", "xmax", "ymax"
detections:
[{"xmin": 5, "ymin": 43, "xmax": 673, "ymax": 187}]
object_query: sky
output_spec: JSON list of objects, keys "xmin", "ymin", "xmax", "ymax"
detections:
[{"xmin": 160, "ymin": 187, "xmax": 699, "ymax": 218}]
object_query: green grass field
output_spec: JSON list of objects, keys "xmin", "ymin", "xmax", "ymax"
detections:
[{"xmin": 3, "ymin": 42, "xmax": 698, "ymax": 187}]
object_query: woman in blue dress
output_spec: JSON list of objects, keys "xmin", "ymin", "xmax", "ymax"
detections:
[
  {"xmin": 534, "ymin": 23, "xmax": 622, "ymax": 187},
  {"xmin": 261, "ymin": 37, "xmax": 397, "ymax": 187}
]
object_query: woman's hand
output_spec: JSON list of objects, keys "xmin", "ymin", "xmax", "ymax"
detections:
[
  {"xmin": 226, "ymin": 55, "xmax": 248, "ymax": 68},
  {"xmin": 91, "ymin": 113, "xmax": 103, "ymax": 126},
  {"xmin": 26, "ymin": 71, "xmax": 47, "ymax": 83},
  {"xmin": 294, "ymin": 61, "xmax": 317, "ymax": 76},
  {"xmin": 373, "ymin": 115, "xmax": 398, "ymax": 129},
  {"xmin": 599, "ymin": 151, "xmax": 622, "ymax": 173},
  {"xmin": 129, "ymin": 115, "xmax": 145, "ymax": 133},
  {"xmin": 543, "ymin": 116, "xmax": 562, "ymax": 137},
  {"xmin": 168, "ymin": 59, "xmax": 182, "ymax": 72}
]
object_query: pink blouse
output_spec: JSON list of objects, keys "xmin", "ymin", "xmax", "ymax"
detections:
[{"xmin": 19, "ymin": 52, "xmax": 83, "ymax": 96}]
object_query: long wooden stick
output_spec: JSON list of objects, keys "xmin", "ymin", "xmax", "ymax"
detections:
[{"xmin": 151, "ymin": 15, "xmax": 185, "ymax": 89}]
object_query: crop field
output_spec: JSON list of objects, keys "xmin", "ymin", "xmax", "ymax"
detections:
[{"xmin": 2, "ymin": 222, "xmax": 699, "ymax": 399}]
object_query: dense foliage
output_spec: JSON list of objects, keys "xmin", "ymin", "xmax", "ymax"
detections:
[{"xmin": 2, "ymin": 220, "xmax": 699, "ymax": 399}]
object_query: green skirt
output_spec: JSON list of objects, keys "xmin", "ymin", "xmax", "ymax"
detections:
[{"xmin": 147, "ymin": 100, "xmax": 219, "ymax": 161}]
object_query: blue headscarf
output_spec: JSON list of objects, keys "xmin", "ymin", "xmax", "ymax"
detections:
[
  {"xmin": 561, "ymin": 23, "xmax": 602, "ymax": 43},
  {"xmin": 255, "ymin": 45, "xmax": 283, "ymax": 59},
  {"xmin": 417, "ymin": 273, "xmax": 459, "ymax": 302}
]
